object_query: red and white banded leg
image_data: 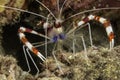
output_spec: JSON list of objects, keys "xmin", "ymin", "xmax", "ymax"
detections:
[
  {"xmin": 78, "ymin": 15, "xmax": 114, "ymax": 49},
  {"xmin": 18, "ymin": 27, "xmax": 49, "ymax": 62}
]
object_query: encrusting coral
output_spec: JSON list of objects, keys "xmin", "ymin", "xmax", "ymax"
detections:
[
  {"xmin": 0, "ymin": 54, "xmax": 34, "ymax": 80},
  {"xmin": 0, "ymin": 0, "xmax": 26, "ymax": 26},
  {"xmin": 0, "ymin": 46, "xmax": 120, "ymax": 80}
]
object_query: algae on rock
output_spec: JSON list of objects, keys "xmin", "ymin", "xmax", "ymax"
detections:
[{"xmin": 0, "ymin": 0, "xmax": 27, "ymax": 54}]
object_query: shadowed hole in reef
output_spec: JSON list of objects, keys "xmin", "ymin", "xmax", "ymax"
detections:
[{"xmin": 2, "ymin": 22, "xmax": 48, "ymax": 75}]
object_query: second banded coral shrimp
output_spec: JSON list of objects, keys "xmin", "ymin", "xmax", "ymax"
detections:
[{"xmin": 0, "ymin": 0, "xmax": 120, "ymax": 75}]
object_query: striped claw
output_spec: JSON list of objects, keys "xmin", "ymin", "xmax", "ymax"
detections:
[
  {"xmin": 18, "ymin": 27, "xmax": 46, "ymax": 62},
  {"xmin": 78, "ymin": 15, "xmax": 114, "ymax": 49}
]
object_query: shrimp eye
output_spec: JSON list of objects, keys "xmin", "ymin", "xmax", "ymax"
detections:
[
  {"xmin": 52, "ymin": 36, "xmax": 58, "ymax": 42},
  {"xmin": 59, "ymin": 34, "xmax": 65, "ymax": 40}
]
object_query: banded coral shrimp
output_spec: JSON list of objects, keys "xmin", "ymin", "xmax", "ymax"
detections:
[{"xmin": 0, "ymin": 0, "xmax": 120, "ymax": 76}]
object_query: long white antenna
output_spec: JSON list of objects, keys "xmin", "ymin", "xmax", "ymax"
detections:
[
  {"xmin": 65, "ymin": 7, "xmax": 120, "ymax": 21},
  {"xmin": 36, "ymin": 0, "xmax": 57, "ymax": 20},
  {"xmin": 59, "ymin": 0, "xmax": 67, "ymax": 18},
  {"xmin": 57, "ymin": 0, "xmax": 60, "ymax": 12},
  {"xmin": 0, "ymin": 5, "xmax": 47, "ymax": 19},
  {"xmin": 66, "ymin": 23, "xmax": 88, "ymax": 36}
]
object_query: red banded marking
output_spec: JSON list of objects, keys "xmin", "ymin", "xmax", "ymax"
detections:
[
  {"xmin": 54, "ymin": 19, "xmax": 63, "ymax": 28},
  {"xmin": 19, "ymin": 27, "xmax": 50, "ymax": 39},
  {"xmin": 26, "ymin": 28, "xmax": 33, "ymax": 33},
  {"xmin": 21, "ymin": 37, "xmax": 27, "ymax": 44},
  {"xmin": 103, "ymin": 21, "xmax": 110, "ymax": 28},
  {"xmin": 18, "ymin": 27, "xmax": 46, "ymax": 61},
  {"xmin": 47, "ymin": 26, "xmax": 53, "ymax": 35},
  {"xmin": 83, "ymin": 17, "xmax": 89, "ymax": 22},
  {"xmin": 55, "ymin": 22, "xmax": 62, "ymax": 28},
  {"xmin": 109, "ymin": 32, "xmax": 114, "ymax": 41},
  {"xmin": 94, "ymin": 16, "xmax": 114, "ymax": 42},
  {"xmin": 32, "ymin": 47, "xmax": 39, "ymax": 55},
  {"xmin": 94, "ymin": 16, "xmax": 100, "ymax": 21},
  {"xmin": 77, "ymin": 15, "xmax": 114, "ymax": 49}
]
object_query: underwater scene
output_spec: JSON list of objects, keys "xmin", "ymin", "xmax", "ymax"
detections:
[{"xmin": 0, "ymin": 0, "xmax": 120, "ymax": 80}]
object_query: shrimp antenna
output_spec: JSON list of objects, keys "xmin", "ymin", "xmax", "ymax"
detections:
[
  {"xmin": 57, "ymin": 0, "xmax": 60, "ymax": 12},
  {"xmin": 0, "ymin": 5, "xmax": 47, "ymax": 19},
  {"xmin": 36, "ymin": 0, "xmax": 57, "ymax": 20},
  {"xmin": 46, "ymin": 14, "xmax": 51, "ymax": 22},
  {"xmin": 65, "ymin": 7, "xmax": 120, "ymax": 21},
  {"xmin": 59, "ymin": 0, "xmax": 68, "ymax": 18}
]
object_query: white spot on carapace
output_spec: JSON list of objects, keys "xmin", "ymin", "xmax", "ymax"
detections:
[{"xmin": 57, "ymin": 27, "xmax": 63, "ymax": 33}]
